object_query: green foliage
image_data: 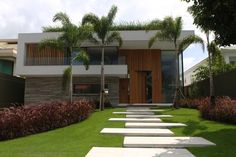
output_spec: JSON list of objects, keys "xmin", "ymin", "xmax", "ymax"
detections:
[
  {"xmin": 148, "ymin": 16, "xmax": 183, "ymax": 48},
  {"xmin": 62, "ymin": 67, "xmax": 71, "ymax": 91},
  {"xmin": 182, "ymin": 0, "xmax": 236, "ymax": 46},
  {"xmin": 188, "ymin": 80, "xmax": 201, "ymax": 98},
  {"xmin": 82, "ymin": 5, "xmax": 123, "ymax": 46},
  {"xmin": 40, "ymin": 12, "xmax": 93, "ymax": 93},
  {"xmin": 194, "ymin": 49, "xmax": 236, "ymax": 82},
  {"xmin": 111, "ymin": 22, "xmax": 155, "ymax": 31}
]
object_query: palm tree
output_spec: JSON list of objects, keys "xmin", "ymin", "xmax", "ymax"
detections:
[
  {"xmin": 39, "ymin": 12, "xmax": 93, "ymax": 103},
  {"xmin": 148, "ymin": 16, "xmax": 204, "ymax": 108},
  {"xmin": 82, "ymin": 5, "xmax": 123, "ymax": 111}
]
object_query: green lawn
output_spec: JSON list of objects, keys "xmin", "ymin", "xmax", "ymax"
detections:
[
  {"xmin": 0, "ymin": 108, "xmax": 125, "ymax": 157},
  {"xmin": 161, "ymin": 108, "xmax": 236, "ymax": 157},
  {"xmin": 0, "ymin": 108, "xmax": 235, "ymax": 157}
]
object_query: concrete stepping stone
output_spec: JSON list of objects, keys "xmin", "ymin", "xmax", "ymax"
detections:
[
  {"xmin": 85, "ymin": 147, "xmax": 195, "ymax": 157},
  {"xmin": 126, "ymin": 109, "xmax": 164, "ymax": 112},
  {"xmin": 125, "ymin": 122, "xmax": 186, "ymax": 128},
  {"xmin": 132, "ymin": 103, "xmax": 173, "ymax": 107},
  {"xmin": 113, "ymin": 111, "xmax": 154, "ymax": 115},
  {"xmin": 126, "ymin": 115, "xmax": 173, "ymax": 118},
  {"xmin": 100, "ymin": 128, "xmax": 174, "ymax": 136},
  {"xmin": 109, "ymin": 118, "xmax": 162, "ymax": 123},
  {"xmin": 126, "ymin": 107, "xmax": 150, "ymax": 110},
  {"xmin": 123, "ymin": 136, "xmax": 216, "ymax": 148}
]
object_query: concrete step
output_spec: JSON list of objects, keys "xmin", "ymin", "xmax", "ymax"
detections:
[
  {"xmin": 125, "ymin": 122, "xmax": 186, "ymax": 128},
  {"xmin": 123, "ymin": 136, "xmax": 216, "ymax": 148},
  {"xmin": 109, "ymin": 118, "xmax": 162, "ymax": 123},
  {"xmin": 85, "ymin": 147, "xmax": 195, "ymax": 157},
  {"xmin": 126, "ymin": 109, "xmax": 165, "ymax": 112},
  {"xmin": 113, "ymin": 111, "xmax": 154, "ymax": 115},
  {"xmin": 100, "ymin": 128, "xmax": 174, "ymax": 136},
  {"xmin": 126, "ymin": 115, "xmax": 173, "ymax": 118},
  {"xmin": 126, "ymin": 107, "xmax": 151, "ymax": 110}
]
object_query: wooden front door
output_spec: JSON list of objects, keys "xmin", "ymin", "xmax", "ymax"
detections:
[{"xmin": 119, "ymin": 78, "xmax": 129, "ymax": 103}]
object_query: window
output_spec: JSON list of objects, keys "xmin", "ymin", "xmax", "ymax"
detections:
[
  {"xmin": 0, "ymin": 59, "xmax": 13, "ymax": 75},
  {"xmin": 161, "ymin": 51, "xmax": 176, "ymax": 102},
  {"xmin": 229, "ymin": 56, "xmax": 236, "ymax": 65},
  {"xmin": 73, "ymin": 83, "xmax": 108, "ymax": 95}
]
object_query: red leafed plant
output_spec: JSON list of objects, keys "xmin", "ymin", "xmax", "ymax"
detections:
[
  {"xmin": 0, "ymin": 99, "xmax": 94, "ymax": 141},
  {"xmin": 199, "ymin": 96, "xmax": 236, "ymax": 124}
]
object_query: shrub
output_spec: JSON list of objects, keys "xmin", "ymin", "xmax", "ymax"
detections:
[
  {"xmin": 0, "ymin": 99, "xmax": 94, "ymax": 141},
  {"xmin": 178, "ymin": 96, "xmax": 236, "ymax": 124},
  {"xmin": 199, "ymin": 97, "xmax": 236, "ymax": 124},
  {"xmin": 93, "ymin": 99, "xmax": 112, "ymax": 109}
]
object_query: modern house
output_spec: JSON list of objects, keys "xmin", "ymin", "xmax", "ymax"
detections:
[
  {"xmin": 0, "ymin": 39, "xmax": 17, "ymax": 76},
  {"xmin": 184, "ymin": 46, "xmax": 236, "ymax": 86},
  {"xmin": 16, "ymin": 30, "xmax": 194, "ymax": 105}
]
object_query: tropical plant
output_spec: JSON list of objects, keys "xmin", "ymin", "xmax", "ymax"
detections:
[
  {"xmin": 39, "ymin": 12, "xmax": 93, "ymax": 102},
  {"xmin": 82, "ymin": 5, "xmax": 123, "ymax": 111},
  {"xmin": 182, "ymin": 0, "xmax": 236, "ymax": 46},
  {"xmin": 148, "ymin": 16, "xmax": 204, "ymax": 108}
]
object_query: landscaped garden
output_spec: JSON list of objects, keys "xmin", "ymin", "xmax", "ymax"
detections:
[{"xmin": 0, "ymin": 107, "xmax": 235, "ymax": 157}]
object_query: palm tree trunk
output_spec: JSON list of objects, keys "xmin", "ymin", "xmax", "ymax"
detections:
[
  {"xmin": 100, "ymin": 46, "xmax": 105, "ymax": 111},
  {"xmin": 206, "ymin": 32, "xmax": 215, "ymax": 106},
  {"xmin": 70, "ymin": 60, "xmax": 73, "ymax": 103},
  {"xmin": 208, "ymin": 48, "xmax": 215, "ymax": 106}
]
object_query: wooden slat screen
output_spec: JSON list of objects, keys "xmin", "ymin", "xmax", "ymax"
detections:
[
  {"xmin": 119, "ymin": 49, "xmax": 162, "ymax": 103},
  {"xmin": 25, "ymin": 44, "xmax": 70, "ymax": 65}
]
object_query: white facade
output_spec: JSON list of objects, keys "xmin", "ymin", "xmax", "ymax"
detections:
[
  {"xmin": 184, "ymin": 46, "xmax": 236, "ymax": 86},
  {"xmin": 16, "ymin": 30, "xmax": 194, "ymax": 77}
]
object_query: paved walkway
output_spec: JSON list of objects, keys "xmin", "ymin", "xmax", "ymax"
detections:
[{"xmin": 86, "ymin": 104, "xmax": 215, "ymax": 157}]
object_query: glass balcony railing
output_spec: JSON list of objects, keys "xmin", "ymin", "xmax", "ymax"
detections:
[{"xmin": 25, "ymin": 56, "xmax": 126, "ymax": 66}]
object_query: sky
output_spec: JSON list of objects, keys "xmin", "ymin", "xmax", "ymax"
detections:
[{"xmin": 0, "ymin": 0, "xmax": 208, "ymax": 71}]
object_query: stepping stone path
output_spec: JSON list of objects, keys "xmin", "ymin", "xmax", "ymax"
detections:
[
  {"xmin": 125, "ymin": 122, "xmax": 186, "ymax": 128},
  {"xmin": 123, "ymin": 136, "xmax": 216, "ymax": 148},
  {"xmin": 109, "ymin": 118, "xmax": 162, "ymax": 122},
  {"xmin": 85, "ymin": 104, "xmax": 216, "ymax": 157},
  {"xmin": 126, "ymin": 114, "xmax": 173, "ymax": 118},
  {"xmin": 100, "ymin": 128, "xmax": 174, "ymax": 136},
  {"xmin": 113, "ymin": 111, "xmax": 155, "ymax": 115},
  {"xmin": 86, "ymin": 147, "xmax": 195, "ymax": 157}
]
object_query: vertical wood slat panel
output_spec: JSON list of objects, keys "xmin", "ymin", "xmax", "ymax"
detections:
[
  {"xmin": 25, "ymin": 44, "xmax": 67, "ymax": 65},
  {"xmin": 119, "ymin": 49, "xmax": 162, "ymax": 103}
]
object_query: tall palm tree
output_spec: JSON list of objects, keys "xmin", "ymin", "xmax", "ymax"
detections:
[
  {"xmin": 148, "ymin": 16, "xmax": 204, "ymax": 108},
  {"xmin": 39, "ymin": 12, "xmax": 93, "ymax": 103},
  {"xmin": 205, "ymin": 31, "xmax": 217, "ymax": 106},
  {"xmin": 82, "ymin": 5, "xmax": 123, "ymax": 111}
]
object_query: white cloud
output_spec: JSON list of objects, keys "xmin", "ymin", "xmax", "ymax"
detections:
[{"xmin": 0, "ymin": 0, "xmax": 196, "ymax": 38}]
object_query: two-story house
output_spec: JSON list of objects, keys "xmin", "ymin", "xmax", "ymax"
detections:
[{"xmin": 16, "ymin": 30, "xmax": 193, "ymax": 105}]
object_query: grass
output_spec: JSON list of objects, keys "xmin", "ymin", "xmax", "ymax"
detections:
[
  {"xmin": 161, "ymin": 108, "xmax": 236, "ymax": 157},
  {"xmin": 0, "ymin": 107, "xmax": 235, "ymax": 157},
  {"xmin": 0, "ymin": 108, "xmax": 125, "ymax": 157}
]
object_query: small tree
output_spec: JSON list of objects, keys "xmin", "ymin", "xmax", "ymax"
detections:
[
  {"xmin": 82, "ymin": 5, "xmax": 123, "ymax": 111},
  {"xmin": 148, "ymin": 16, "xmax": 204, "ymax": 108},
  {"xmin": 39, "ymin": 12, "xmax": 93, "ymax": 102}
]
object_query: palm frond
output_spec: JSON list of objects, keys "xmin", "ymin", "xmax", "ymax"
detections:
[
  {"xmin": 146, "ymin": 19, "xmax": 162, "ymax": 31},
  {"xmin": 174, "ymin": 17, "xmax": 183, "ymax": 41},
  {"xmin": 105, "ymin": 31, "xmax": 123, "ymax": 46},
  {"xmin": 42, "ymin": 26, "xmax": 64, "ymax": 32},
  {"xmin": 208, "ymin": 41, "xmax": 221, "ymax": 57},
  {"xmin": 77, "ymin": 23, "xmax": 94, "ymax": 43},
  {"xmin": 38, "ymin": 39, "xmax": 64, "ymax": 51},
  {"xmin": 62, "ymin": 67, "xmax": 71, "ymax": 91},
  {"xmin": 148, "ymin": 32, "xmax": 161, "ymax": 48},
  {"xmin": 178, "ymin": 35, "xmax": 205, "ymax": 52},
  {"xmin": 74, "ymin": 50, "xmax": 90, "ymax": 70},
  {"xmin": 53, "ymin": 12, "xmax": 71, "ymax": 26},
  {"xmin": 107, "ymin": 5, "xmax": 118, "ymax": 25},
  {"xmin": 82, "ymin": 13, "xmax": 99, "ymax": 26}
]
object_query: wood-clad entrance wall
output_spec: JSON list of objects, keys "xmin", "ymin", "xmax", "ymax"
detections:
[{"xmin": 119, "ymin": 49, "xmax": 162, "ymax": 103}]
